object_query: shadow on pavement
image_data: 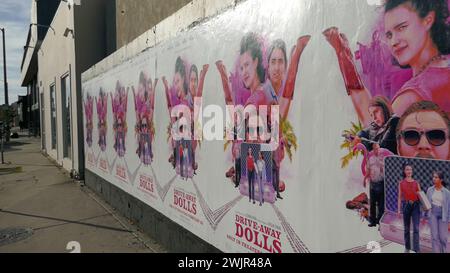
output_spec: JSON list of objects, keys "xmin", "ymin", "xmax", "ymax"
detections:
[
  {"xmin": 0, "ymin": 167, "xmax": 23, "ymax": 176},
  {"xmin": 0, "ymin": 209, "xmax": 131, "ymax": 233},
  {"xmin": 5, "ymin": 162, "xmax": 54, "ymax": 167},
  {"xmin": 32, "ymin": 213, "xmax": 114, "ymax": 232},
  {"xmin": 5, "ymin": 141, "xmax": 31, "ymax": 147},
  {"xmin": 1, "ymin": 146, "xmax": 20, "ymax": 153}
]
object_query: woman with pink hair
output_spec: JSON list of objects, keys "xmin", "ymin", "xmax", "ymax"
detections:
[{"xmin": 163, "ymin": 57, "xmax": 209, "ymax": 176}]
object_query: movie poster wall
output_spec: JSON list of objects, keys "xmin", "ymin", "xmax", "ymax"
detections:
[{"xmin": 82, "ymin": 0, "xmax": 450, "ymax": 253}]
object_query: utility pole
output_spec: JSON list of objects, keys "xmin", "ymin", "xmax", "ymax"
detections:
[
  {"xmin": 1, "ymin": 28, "xmax": 10, "ymax": 142},
  {"xmin": 1, "ymin": 122, "xmax": 4, "ymax": 164}
]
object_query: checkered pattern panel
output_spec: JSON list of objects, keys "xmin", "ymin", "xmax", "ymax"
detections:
[
  {"xmin": 240, "ymin": 142, "xmax": 273, "ymax": 182},
  {"xmin": 385, "ymin": 156, "xmax": 450, "ymax": 213}
]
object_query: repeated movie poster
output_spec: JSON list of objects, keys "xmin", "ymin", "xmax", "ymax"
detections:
[{"xmin": 82, "ymin": 0, "xmax": 450, "ymax": 253}]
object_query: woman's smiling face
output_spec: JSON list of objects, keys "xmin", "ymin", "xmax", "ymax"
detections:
[
  {"xmin": 240, "ymin": 51, "xmax": 259, "ymax": 90},
  {"xmin": 384, "ymin": 3, "xmax": 434, "ymax": 66},
  {"xmin": 174, "ymin": 72, "xmax": 185, "ymax": 98}
]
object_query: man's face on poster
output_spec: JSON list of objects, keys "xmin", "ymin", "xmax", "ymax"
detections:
[
  {"xmin": 398, "ymin": 110, "xmax": 450, "ymax": 160},
  {"xmin": 268, "ymin": 48, "xmax": 286, "ymax": 89},
  {"xmin": 373, "ymin": 143, "xmax": 380, "ymax": 154},
  {"xmin": 369, "ymin": 106, "xmax": 385, "ymax": 127},
  {"xmin": 384, "ymin": 4, "xmax": 432, "ymax": 67}
]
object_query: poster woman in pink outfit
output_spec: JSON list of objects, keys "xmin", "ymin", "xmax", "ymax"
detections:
[
  {"xmin": 84, "ymin": 92, "xmax": 94, "ymax": 148},
  {"xmin": 216, "ymin": 32, "xmax": 268, "ymax": 186},
  {"xmin": 111, "ymin": 81, "xmax": 128, "ymax": 158},
  {"xmin": 96, "ymin": 88, "xmax": 108, "ymax": 152},
  {"xmin": 187, "ymin": 64, "xmax": 209, "ymax": 174},
  {"xmin": 133, "ymin": 71, "xmax": 157, "ymax": 165},
  {"xmin": 216, "ymin": 32, "xmax": 310, "ymax": 188},
  {"xmin": 163, "ymin": 57, "xmax": 189, "ymax": 172},
  {"xmin": 163, "ymin": 57, "xmax": 209, "ymax": 176},
  {"xmin": 216, "ymin": 32, "xmax": 268, "ymax": 110},
  {"xmin": 323, "ymin": 0, "xmax": 450, "ymax": 129}
]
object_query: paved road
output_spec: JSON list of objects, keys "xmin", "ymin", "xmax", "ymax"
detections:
[{"xmin": 0, "ymin": 132, "xmax": 166, "ymax": 253}]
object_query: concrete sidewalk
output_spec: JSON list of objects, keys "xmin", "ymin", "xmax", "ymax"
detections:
[{"xmin": 0, "ymin": 132, "xmax": 166, "ymax": 253}]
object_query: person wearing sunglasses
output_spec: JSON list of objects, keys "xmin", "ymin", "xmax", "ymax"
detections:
[
  {"xmin": 397, "ymin": 163, "xmax": 422, "ymax": 253},
  {"xmin": 426, "ymin": 171, "xmax": 450, "ymax": 253},
  {"xmin": 396, "ymin": 101, "xmax": 450, "ymax": 160}
]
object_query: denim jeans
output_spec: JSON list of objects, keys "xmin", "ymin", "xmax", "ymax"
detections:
[
  {"xmin": 272, "ymin": 166, "xmax": 280, "ymax": 196},
  {"xmin": 258, "ymin": 173, "xmax": 264, "ymax": 205},
  {"xmin": 430, "ymin": 205, "xmax": 448, "ymax": 253},
  {"xmin": 180, "ymin": 157, "xmax": 184, "ymax": 178},
  {"xmin": 235, "ymin": 159, "xmax": 241, "ymax": 187},
  {"xmin": 248, "ymin": 170, "xmax": 255, "ymax": 202},
  {"xmin": 402, "ymin": 201, "xmax": 421, "ymax": 252},
  {"xmin": 369, "ymin": 181, "xmax": 385, "ymax": 224}
]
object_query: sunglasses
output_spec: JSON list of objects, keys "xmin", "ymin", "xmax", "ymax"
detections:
[{"xmin": 400, "ymin": 129, "xmax": 449, "ymax": 147}]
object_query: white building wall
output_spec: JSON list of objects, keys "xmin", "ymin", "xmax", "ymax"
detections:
[
  {"xmin": 38, "ymin": 2, "xmax": 77, "ymax": 172},
  {"xmin": 20, "ymin": 0, "xmax": 38, "ymax": 85},
  {"xmin": 82, "ymin": 0, "xmax": 235, "ymax": 82}
]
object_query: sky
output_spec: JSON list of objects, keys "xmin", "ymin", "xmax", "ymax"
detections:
[{"xmin": 0, "ymin": 0, "xmax": 32, "ymax": 105}]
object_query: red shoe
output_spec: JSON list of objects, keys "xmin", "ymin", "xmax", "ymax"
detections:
[
  {"xmin": 346, "ymin": 193, "xmax": 369, "ymax": 210},
  {"xmin": 279, "ymin": 181, "xmax": 286, "ymax": 192},
  {"xmin": 352, "ymin": 192, "xmax": 369, "ymax": 204},
  {"xmin": 346, "ymin": 201, "xmax": 362, "ymax": 210},
  {"xmin": 225, "ymin": 167, "xmax": 235, "ymax": 178}
]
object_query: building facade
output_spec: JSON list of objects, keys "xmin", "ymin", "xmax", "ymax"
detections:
[
  {"xmin": 21, "ymin": 0, "xmax": 235, "ymax": 252},
  {"xmin": 21, "ymin": 0, "xmax": 208, "ymax": 179},
  {"xmin": 21, "ymin": 0, "xmax": 115, "ymax": 178},
  {"xmin": 115, "ymin": 0, "xmax": 191, "ymax": 48},
  {"xmin": 20, "ymin": 0, "xmax": 60, "ymax": 138}
]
